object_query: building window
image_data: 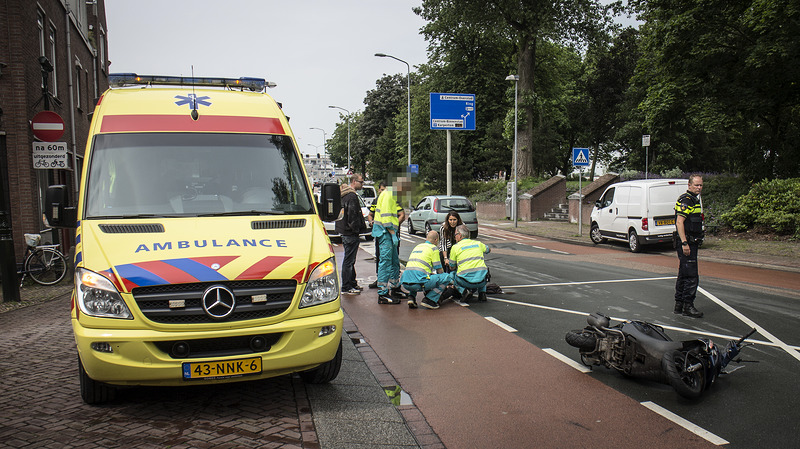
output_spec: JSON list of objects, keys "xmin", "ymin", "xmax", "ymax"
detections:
[
  {"xmin": 49, "ymin": 26, "xmax": 58, "ymax": 98},
  {"xmin": 99, "ymin": 27, "xmax": 106, "ymax": 73},
  {"xmin": 85, "ymin": 70, "xmax": 90, "ymax": 109},
  {"xmin": 75, "ymin": 66, "xmax": 82, "ymax": 110},
  {"xmin": 37, "ymin": 10, "xmax": 45, "ymax": 56}
]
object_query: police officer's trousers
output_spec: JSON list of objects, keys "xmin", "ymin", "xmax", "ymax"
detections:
[{"xmin": 675, "ymin": 242, "xmax": 699, "ymax": 305}]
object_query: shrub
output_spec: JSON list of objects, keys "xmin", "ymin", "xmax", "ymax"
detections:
[
  {"xmin": 720, "ymin": 178, "xmax": 800, "ymax": 237},
  {"xmin": 469, "ymin": 176, "xmax": 548, "ymax": 203},
  {"xmin": 702, "ymin": 175, "xmax": 751, "ymax": 228}
]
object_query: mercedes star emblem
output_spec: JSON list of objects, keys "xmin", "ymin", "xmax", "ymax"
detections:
[{"xmin": 201, "ymin": 285, "xmax": 236, "ymax": 319}]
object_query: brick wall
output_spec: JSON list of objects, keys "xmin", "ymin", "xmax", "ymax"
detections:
[
  {"xmin": 476, "ymin": 201, "xmax": 507, "ymax": 220},
  {"xmin": 0, "ymin": 0, "xmax": 108, "ymax": 262},
  {"xmin": 521, "ymin": 175, "xmax": 566, "ymax": 220},
  {"xmin": 568, "ymin": 173, "xmax": 619, "ymax": 224}
]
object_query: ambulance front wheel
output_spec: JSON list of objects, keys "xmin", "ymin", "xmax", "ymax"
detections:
[
  {"xmin": 79, "ymin": 356, "xmax": 116, "ymax": 404},
  {"xmin": 300, "ymin": 340, "xmax": 343, "ymax": 384}
]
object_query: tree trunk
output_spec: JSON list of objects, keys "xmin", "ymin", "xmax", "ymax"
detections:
[
  {"xmin": 517, "ymin": 37, "xmax": 536, "ymax": 178},
  {"xmin": 589, "ymin": 143, "xmax": 598, "ymax": 181}
]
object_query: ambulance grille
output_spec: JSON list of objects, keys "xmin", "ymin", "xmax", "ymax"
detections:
[
  {"xmin": 99, "ymin": 223, "xmax": 165, "ymax": 233},
  {"xmin": 132, "ymin": 279, "xmax": 296, "ymax": 324},
  {"xmin": 251, "ymin": 219, "xmax": 306, "ymax": 230}
]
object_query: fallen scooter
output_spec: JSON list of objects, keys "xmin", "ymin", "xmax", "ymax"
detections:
[{"xmin": 565, "ymin": 312, "xmax": 756, "ymax": 399}]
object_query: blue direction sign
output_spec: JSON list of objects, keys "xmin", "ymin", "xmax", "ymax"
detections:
[
  {"xmin": 572, "ymin": 148, "xmax": 590, "ymax": 167},
  {"xmin": 408, "ymin": 164, "xmax": 419, "ymax": 174},
  {"xmin": 430, "ymin": 93, "xmax": 476, "ymax": 130}
]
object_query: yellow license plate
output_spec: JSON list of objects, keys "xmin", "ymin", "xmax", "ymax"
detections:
[
  {"xmin": 182, "ymin": 356, "xmax": 262, "ymax": 380},
  {"xmin": 656, "ymin": 218, "xmax": 675, "ymax": 226}
]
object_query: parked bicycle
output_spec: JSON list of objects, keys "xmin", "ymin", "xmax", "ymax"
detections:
[{"xmin": 18, "ymin": 229, "xmax": 68, "ymax": 286}]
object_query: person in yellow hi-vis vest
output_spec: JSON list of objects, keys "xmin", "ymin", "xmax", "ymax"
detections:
[
  {"xmin": 400, "ymin": 230, "xmax": 451, "ymax": 310},
  {"xmin": 449, "ymin": 224, "xmax": 491, "ymax": 303},
  {"xmin": 371, "ymin": 176, "xmax": 410, "ymax": 304}
]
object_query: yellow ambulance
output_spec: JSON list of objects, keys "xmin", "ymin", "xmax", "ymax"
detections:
[{"xmin": 45, "ymin": 74, "xmax": 343, "ymax": 404}]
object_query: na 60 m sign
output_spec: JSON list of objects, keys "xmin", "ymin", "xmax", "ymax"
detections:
[{"xmin": 32, "ymin": 141, "xmax": 68, "ymax": 169}]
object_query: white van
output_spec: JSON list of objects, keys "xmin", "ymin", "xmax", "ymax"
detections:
[
  {"xmin": 590, "ymin": 179, "xmax": 690, "ymax": 252},
  {"xmin": 359, "ymin": 184, "xmax": 378, "ymax": 207}
]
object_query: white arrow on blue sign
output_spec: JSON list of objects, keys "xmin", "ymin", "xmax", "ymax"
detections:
[{"xmin": 572, "ymin": 148, "xmax": 590, "ymax": 167}]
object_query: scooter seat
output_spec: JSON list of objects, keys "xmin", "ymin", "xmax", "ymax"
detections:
[{"xmin": 622, "ymin": 322, "xmax": 683, "ymax": 354}]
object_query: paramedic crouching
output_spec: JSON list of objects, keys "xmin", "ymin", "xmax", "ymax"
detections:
[
  {"xmin": 400, "ymin": 230, "xmax": 451, "ymax": 310},
  {"xmin": 449, "ymin": 225, "xmax": 491, "ymax": 303}
]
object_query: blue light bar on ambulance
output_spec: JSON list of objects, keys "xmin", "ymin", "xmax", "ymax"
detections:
[{"xmin": 108, "ymin": 73, "xmax": 273, "ymax": 91}]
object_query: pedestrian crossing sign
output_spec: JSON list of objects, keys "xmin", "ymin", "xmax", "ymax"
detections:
[{"xmin": 572, "ymin": 148, "xmax": 590, "ymax": 167}]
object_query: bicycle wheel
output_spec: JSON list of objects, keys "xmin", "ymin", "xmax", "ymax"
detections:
[{"xmin": 25, "ymin": 248, "xmax": 68, "ymax": 285}]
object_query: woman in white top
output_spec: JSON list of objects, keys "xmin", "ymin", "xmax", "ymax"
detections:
[{"xmin": 438, "ymin": 211, "xmax": 462, "ymax": 273}]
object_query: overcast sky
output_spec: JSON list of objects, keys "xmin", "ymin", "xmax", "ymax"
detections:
[{"xmin": 105, "ymin": 0, "xmax": 428, "ymax": 158}]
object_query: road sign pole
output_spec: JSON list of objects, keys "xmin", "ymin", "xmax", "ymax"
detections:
[
  {"xmin": 642, "ymin": 135, "xmax": 651, "ymax": 180},
  {"xmin": 578, "ymin": 168, "xmax": 583, "ymax": 236},
  {"xmin": 446, "ymin": 130, "xmax": 452, "ymax": 196},
  {"xmin": 572, "ymin": 148, "xmax": 591, "ymax": 236}
]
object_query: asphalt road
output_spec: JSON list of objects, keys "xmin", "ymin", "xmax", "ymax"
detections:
[{"xmin": 380, "ymin": 224, "xmax": 800, "ymax": 448}]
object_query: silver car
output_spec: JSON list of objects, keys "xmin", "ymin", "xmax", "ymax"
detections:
[{"xmin": 408, "ymin": 195, "xmax": 478, "ymax": 238}]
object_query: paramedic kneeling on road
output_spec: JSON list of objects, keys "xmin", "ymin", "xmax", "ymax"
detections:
[
  {"xmin": 674, "ymin": 174, "xmax": 704, "ymax": 318},
  {"xmin": 400, "ymin": 230, "xmax": 452, "ymax": 310},
  {"xmin": 449, "ymin": 224, "xmax": 491, "ymax": 303}
]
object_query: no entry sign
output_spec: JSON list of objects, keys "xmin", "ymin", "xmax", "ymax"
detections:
[{"xmin": 31, "ymin": 111, "xmax": 65, "ymax": 142}]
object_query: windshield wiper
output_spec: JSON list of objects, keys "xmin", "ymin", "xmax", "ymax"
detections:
[{"xmin": 196, "ymin": 210, "xmax": 286, "ymax": 217}]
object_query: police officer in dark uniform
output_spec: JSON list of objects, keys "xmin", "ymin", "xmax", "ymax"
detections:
[{"xmin": 674, "ymin": 174, "xmax": 704, "ymax": 318}]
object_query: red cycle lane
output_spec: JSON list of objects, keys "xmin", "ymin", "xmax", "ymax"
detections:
[{"xmin": 343, "ymin": 250, "xmax": 716, "ymax": 449}]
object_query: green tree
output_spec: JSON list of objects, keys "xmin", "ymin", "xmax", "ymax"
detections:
[
  {"xmin": 359, "ymin": 74, "xmax": 409, "ymax": 182},
  {"xmin": 327, "ymin": 112, "xmax": 364, "ymax": 175},
  {"xmin": 631, "ymin": 0, "xmax": 800, "ymax": 179},
  {"xmin": 410, "ymin": 3, "xmax": 515, "ymax": 190},
  {"xmin": 416, "ymin": 0, "xmax": 612, "ymax": 178},
  {"xmin": 582, "ymin": 27, "xmax": 640, "ymax": 179}
]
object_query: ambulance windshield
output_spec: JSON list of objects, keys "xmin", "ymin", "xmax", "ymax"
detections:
[{"xmin": 84, "ymin": 133, "xmax": 314, "ymax": 218}]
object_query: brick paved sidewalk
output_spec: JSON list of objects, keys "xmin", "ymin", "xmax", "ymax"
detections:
[
  {"xmin": 0, "ymin": 279, "xmax": 426, "ymax": 449},
  {"xmin": 0, "ymin": 279, "xmax": 73, "ymax": 313}
]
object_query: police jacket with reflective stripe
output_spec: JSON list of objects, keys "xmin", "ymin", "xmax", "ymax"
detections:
[{"xmin": 675, "ymin": 191, "xmax": 704, "ymax": 238}]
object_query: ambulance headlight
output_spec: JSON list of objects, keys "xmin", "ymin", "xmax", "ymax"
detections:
[
  {"xmin": 300, "ymin": 258, "xmax": 339, "ymax": 308},
  {"xmin": 75, "ymin": 268, "xmax": 132, "ymax": 319}
]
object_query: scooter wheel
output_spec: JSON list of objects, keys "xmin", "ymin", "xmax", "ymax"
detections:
[
  {"xmin": 662, "ymin": 350, "xmax": 705, "ymax": 399},
  {"xmin": 565, "ymin": 329, "xmax": 597, "ymax": 350}
]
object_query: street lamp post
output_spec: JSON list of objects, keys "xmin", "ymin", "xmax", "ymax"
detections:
[
  {"xmin": 309, "ymin": 127, "xmax": 327, "ymax": 155},
  {"xmin": 375, "ymin": 52, "xmax": 412, "ymax": 210},
  {"xmin": 328, "ymin": 105, "xmax": 351, "ymax": 173},
  {"xmin": 506, "ymin": 75, "xmax": 519, "ymax": 228}
]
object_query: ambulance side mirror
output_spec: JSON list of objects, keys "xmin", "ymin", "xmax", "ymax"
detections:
[
  {"xmin": 45, "ymin": 185, "xmax": 77, "ymax": 228},
  {"xmin": 317, "ymin": 183, "xmax": 341, "ymax": 222}
]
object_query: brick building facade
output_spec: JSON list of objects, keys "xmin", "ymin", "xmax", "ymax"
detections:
[{"xmin": 0, "ymin": 0, "xmax": 108, "ymax": 264}]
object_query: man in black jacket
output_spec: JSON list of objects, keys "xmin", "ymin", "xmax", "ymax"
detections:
[{"xmin": 337, "ymin": 174, "xmax": 367, "ymax": 294}]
